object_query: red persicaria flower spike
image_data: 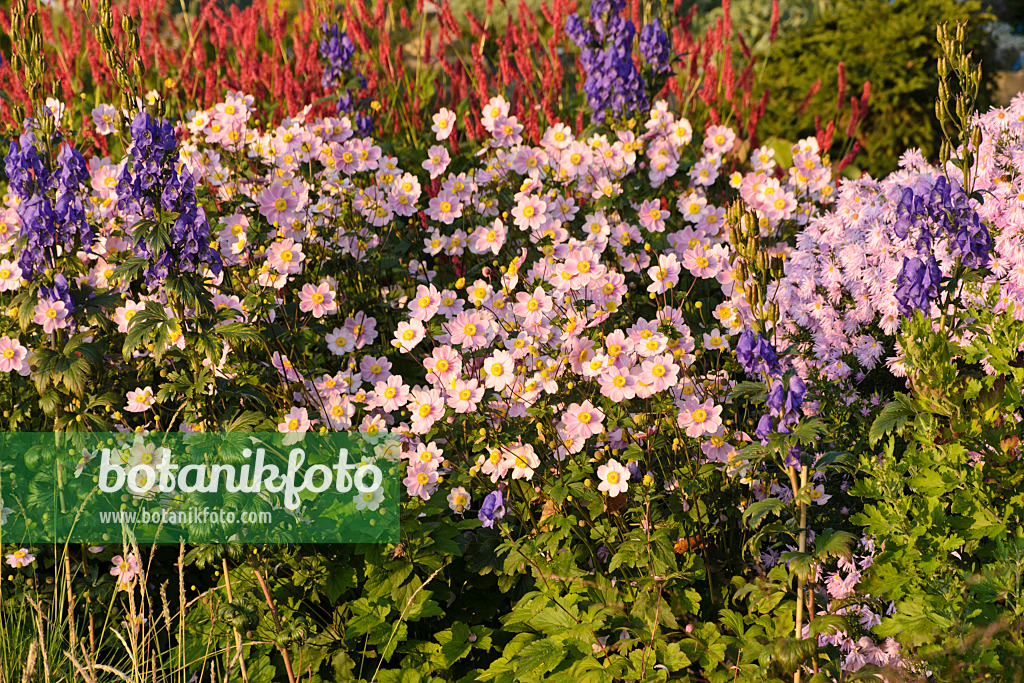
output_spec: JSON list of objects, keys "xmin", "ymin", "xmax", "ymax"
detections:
[
  {"xmin": 837, "ymin": 62, "xmax": 847, "ymax": 111},
  {"xmin": 847, "ymin": 98, "xmax": 860, "ymax": 138},
  {"xmin": 769, "ymin": 0, "xmax": 780, "ymax": 42},
  {"xmin": 838, "ymin": 141, "xmax": 861, "ymax": 173},
  {"xmin": 797, "ymin": 77, "xmax": 821, "ymax": 116}
]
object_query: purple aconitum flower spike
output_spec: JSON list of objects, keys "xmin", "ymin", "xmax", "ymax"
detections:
[{"xmin": 478, "ymin": 490, "xmax": 505, "ymax": 529}]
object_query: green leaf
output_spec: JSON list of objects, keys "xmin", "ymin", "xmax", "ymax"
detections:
[
  {"xmin": 869, "ymin": 393, "xmax": 916, "ymax": 445},
  {"xmin": 814, "ymin": 530, "xmax": 856, "ymax": 562},
  {"xmin": 742, "ymin": 497, "xmax": 786, "ymax": 528}
]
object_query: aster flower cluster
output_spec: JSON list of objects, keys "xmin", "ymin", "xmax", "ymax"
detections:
[
  {"xmin": 770, "ymin": 92, "xmax": 1024, "ymax": 383},
  {"xmin": 565, "ymin": 0, "xmax": 669, "ymax": 122}
]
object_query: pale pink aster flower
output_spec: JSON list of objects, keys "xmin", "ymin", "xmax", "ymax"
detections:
[
  {"xmin": 278, "ymin": 407, "xmax": 311, "ymax": 434},
  {"xmin": 408, "ymin": 284, "xmax": 442, "ymax": 322},
  {"xmin": 424, "ymin": 345, "xmax": 462, "ymax": 385},
  {"xmin": 422, "ymin": 145, "xmax": 450, "ymax": 179},
  {"xmin": 561, "ymin": 400, "xmax": 605, "ymax": 440},
  {"xmin": 266, "ymin": 239, "xmax": 305, "ymax": 275},
  {"xmin": 272, "ymin": 351, "xmax": 304, "ymax": 383},
  {"xmin": 689, "ymin": 155, "xmax": 721, "ymax": 187},
  {"xmin": 408, "ymin": 442, "xmax": 443, "ymax": 470},
  {"xmin": 124, "ymin": 386, "xmax": 155, "ymax": 413},
  {"xmin": 597, "ymin": 459, "xmax": 631, "ymax": 497},
  {"xmin": 478, "ymin": 448, "xmax": 511, "ymax": 482},
  {"xmin": 448, "ymin": 311, "xmax": 489, "ymax": 349},
  {"xmin": 371, "ymin": 375, "xmax": 410, "ymax": 413},
  {"xmin": 505, "ymin": 443, "xmax": 540, "ymax": 480},
  {"xmin": 638, "ymin": 199, "xmax": 668, "ymax": 232},
  {"xmin": 682, "ymin": 244, "xmax": 720, "ymax": 279},
  {"xmin": 393, "ymin": 319, "xmax": 427, "ymax": 352},
  {"xmin": 326, "ymin": 327, "xmax": 355, "ymax": 355},
  {"xmin": 638, "ymin": 355, "xmax": 679, "ymax": 393},
  {"xmin": 599, "ymin": 364, "xmax": 638, "ymax": 402},
  {"xmin": 34, "ymin": 299, "xmax": 69, "ymax": 334},
  {"xmin": 0, "ymin": 259, "xmax": 21, "ymax": 292},
  {"xmin": 298, "ymin": 282, "xmax": 337, "ymax": 317},
  {"xmin": 511, "ymin": 195, "xmax": 547, "ymax": 232},
  {"xmin": 344, "ymin": 313, "xmax": 378, "ymax": 348},
  {"xmin": 448, "ymin": 378, "xmax": 483, "ymax": 413},
  {"xmin": 702, "ymin": 329, "xmax": 729, "ymax": 351},
  {"xmin": 110, "ymin": 554, "xmax": 141, "ymax": 583},
  {"xmin": 0, "ymin": 337, "xmax": 28, "ymax": 374},
  {"xmin": 360, "ymin": 355, "xmax": 392, "ymax": 384},
  {"xmin": 259, "ymin": 181, "xmax": 300, "ymax": 225},
  {"xmin": 404, "ymin": 462, "xmax": 438, "ymax": 500},
  {"xmin": 426, "ymin": 190, "xmax": 462, "ymax": 224},
  {"xmin": 92, "ymin": 104, "xmax": 119, "ymax": 135},
  {"xmin": 647, "ymin": 253, "xmax": 681, "ymax": 294},
  {"xmin": 409, "ymin": 387, "xmax": 445, "ymax": 434},
  {"xmin": 483, "ymin": 350, "xmax": 516, "ymax": 391},
  {"xmin": 513, "ymin": 286, "xmax": 554, "ymax": 327},
  {"xmin": 5, "ymin": 548, "xmax": 35, "ymax": 568},
  {"xmin": 703, "ymin": 125, "xmax": 736, "ymax": 155},
  {"xmin": 431, "ymin": 108, "xmax": 457, "ymax": 141},
  {"xmin": 481, "ymin": 95, "xmax": 510, "ymax": 131},
  {"xmin": 469, "ymin": 220, "xmax": 507, "ymax": 256},
  {"xmin": 447, "ymin": 486, "xmax": 471, "ymax": 512},
  {"xmin": 677, "ymin": 398, "xmax": 723, "ymax": 438}
]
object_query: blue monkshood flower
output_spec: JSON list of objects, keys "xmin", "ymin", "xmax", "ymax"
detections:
[
  {"xmin": 894, "ymin": 254, "xmax": 942, "ymax": 315},
  {"xmin": 566, "ymin": 4, "xmax": 648, "ymax": 121},
  {"xmin": 893, "ymin": 176, "xmax": 992, "ymax": 314},
  {"xmin": 766, "ymin": 381, "xmax": 786, "ymax": 416},
  {"xmin": 39, "ymin": 273, "xmax": 74, "ymax": 315},
  {"xmin": 17, "ymin": 195, "xmax": 58, "ymax": 278},
  {"xmin": 319, "ymin": 22, "xmax": 355, "ymax": 90},
  {"xmin": 736, "ymin": 330, "xmax": 780, "ymax": 377},
  {"xmin": 354, "ymin": 113, "xmax": 373, "ymax": 138},
  {"xmin": 117, "ymin": 111, "xmax": 221, "ymax": 283},
  {"xmin": 785, "ymin": 376, "xmax": 806, "ymax": 415},
  {"xmin": 755, "ymin": 413, "xmax": 774, "ymax": 442},
  {"xmin": 5, "ymin": 130, "xmax": 50, "ymax": 201},
  {"xmin": 478, "ymin": 490, "xmax": 505, "ymax": 529},
  {"xmin": 784, "ymin": 445, "xmax": 801, "ymax": 469},
  {"xmin": 638, "ymin": 20, "xmax": 671, "ymax": 73}
]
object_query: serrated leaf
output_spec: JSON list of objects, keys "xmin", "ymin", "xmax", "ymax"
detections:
[
  {"xmin": 869, "ymin": 393, "xmax": 916, "ymax": 445},
  {"xmin": 742, "ymin": 497, "xmax": 786, "ymax": 528}
]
